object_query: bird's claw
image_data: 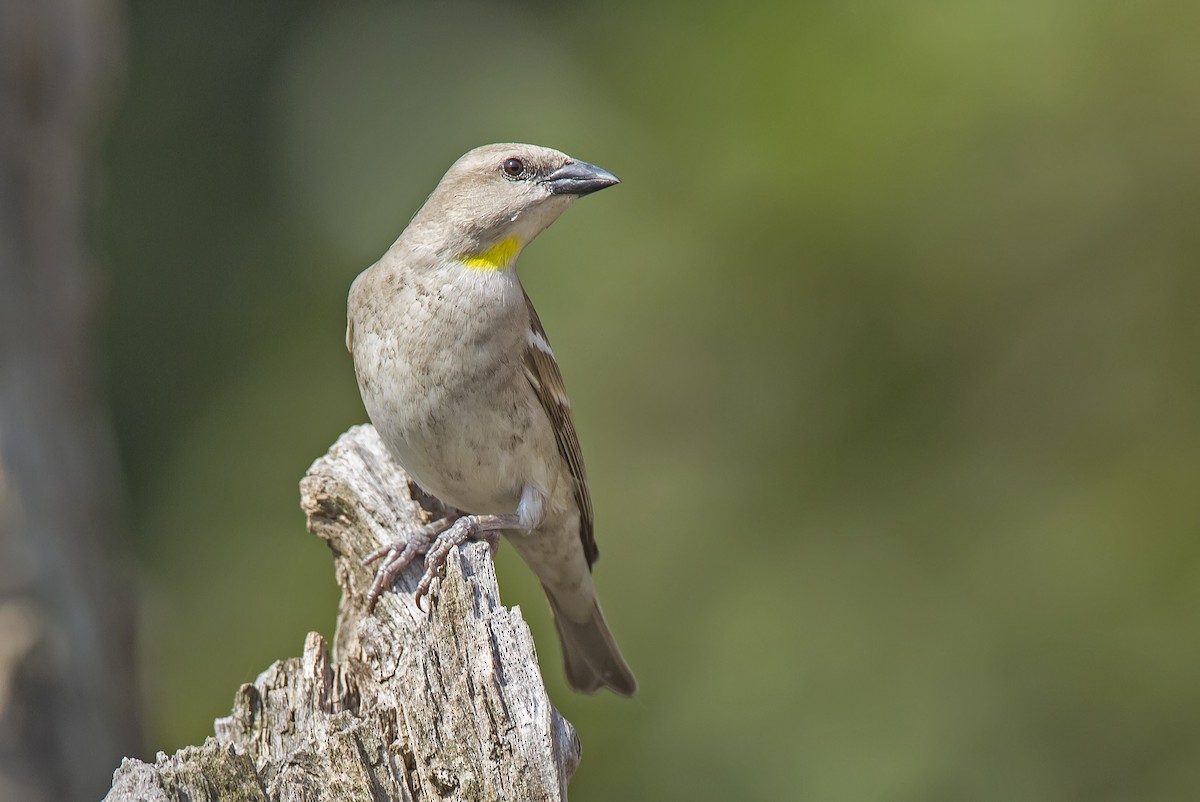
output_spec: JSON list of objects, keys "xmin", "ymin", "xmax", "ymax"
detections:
[
  {"xmin": 363, "ymin": 515, "xmax": 454, "ymax": 611},
  {"xmin": 364, "ymin": 514, "xmax": 500, "ymax": 612}
]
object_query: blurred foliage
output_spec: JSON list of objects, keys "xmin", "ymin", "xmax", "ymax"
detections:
[{"xmin": 101, "ymin": 1, "xmax": 1200, "ymax": 799}]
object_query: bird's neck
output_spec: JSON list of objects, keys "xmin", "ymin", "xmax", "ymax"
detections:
[{"xmin": 457, "ymin": 236, "xmax": 523, "ymax": 272}]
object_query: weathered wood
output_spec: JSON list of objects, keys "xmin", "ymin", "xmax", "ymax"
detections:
[{"xmin": 105, "ymin": 425, "xmax": 580, "ymax": 801}]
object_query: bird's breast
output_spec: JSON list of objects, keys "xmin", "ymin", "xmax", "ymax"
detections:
[{"xmin": 349, "ymin": 264, "xmax": 552, "ymax": 512}]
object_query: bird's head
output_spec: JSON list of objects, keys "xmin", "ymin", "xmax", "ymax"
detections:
[{"xmin": 407, "ymin": 143, "xmax": 620, "ymax": 271}]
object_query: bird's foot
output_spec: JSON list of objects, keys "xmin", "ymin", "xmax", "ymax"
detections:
[
  {"xmin": 363, "ymin": 513, "xmax": 500, "ymax": 612},
  {"xmin": 411, "ymin": 516, "xmax": 502, "ymax": 610}
]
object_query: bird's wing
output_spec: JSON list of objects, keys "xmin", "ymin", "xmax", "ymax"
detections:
[{"xmin": 522, "ymin": 290, "xmax": 598, "ymax": 567}]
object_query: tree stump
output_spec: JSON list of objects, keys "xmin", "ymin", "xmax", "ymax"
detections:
[{"xmin": 105, "ymin": 425, "xmax": 580, "ymax": 801}]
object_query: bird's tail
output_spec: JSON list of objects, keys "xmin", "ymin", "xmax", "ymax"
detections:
[{"xmin": 544, "ymin": 587, "xmax": 638, "ymax": 696}]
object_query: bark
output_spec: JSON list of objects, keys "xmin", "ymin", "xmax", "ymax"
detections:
[{"xmin": 105, "ymin": 425, "xmax": 581, "ymax": 801}]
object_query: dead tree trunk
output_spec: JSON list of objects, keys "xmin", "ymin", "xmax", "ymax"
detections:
[{"xmin": 104, "ymin": 425, "xmax": 581, "ymax": 801}]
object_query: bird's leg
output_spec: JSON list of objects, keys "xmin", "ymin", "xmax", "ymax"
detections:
[
  {"xmin": 363, "ymin": 513, "xmax": 462, "ymax": 611},
  {"xmin": 368, "ymin": 487, "xmax": 544, "ymax": 612},
  {"xmin": 364, "ymin": 487, "xmax": 545, "ymax": 612},
  {"xmin": 413, "ymin": 486, "xmax": 545, "ymax": 608},
  {"xmin": 410, "ymin": 513, "xmax": 519, "ymax": 609}
]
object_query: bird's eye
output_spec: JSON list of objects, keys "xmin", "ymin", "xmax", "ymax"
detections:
[{"xmin": 502, "ymin": 157, "xmax": 525, "ymax": 177}]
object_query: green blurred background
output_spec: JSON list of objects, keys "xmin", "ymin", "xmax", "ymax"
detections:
[{"xmin": 100, "ymin": 1, "xmax": 1200, "ymax": 799}]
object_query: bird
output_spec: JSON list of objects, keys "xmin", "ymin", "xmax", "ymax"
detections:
[{"xmin": 346, "ymin": 143, "xmax": 637, "ymax": 696}]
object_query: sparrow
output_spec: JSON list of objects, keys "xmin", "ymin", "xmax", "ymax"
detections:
[{"xmin": 346, "ymin": 143, "xmax": 636, "ymax": 695}]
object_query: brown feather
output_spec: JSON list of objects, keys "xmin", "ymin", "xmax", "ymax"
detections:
[{"xmin": 521, "ymin": 290, "xmax": 598, "ymax": 566}]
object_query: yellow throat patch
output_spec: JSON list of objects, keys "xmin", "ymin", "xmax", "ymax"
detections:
[{"xmin": 459, "ymin": 237, "xmax": 522, "ymax": 271}]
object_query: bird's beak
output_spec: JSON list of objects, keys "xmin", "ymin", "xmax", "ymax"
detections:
[{"xmin": 539, "ymin": 160, "xmax": 621, "ymax": 195}]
